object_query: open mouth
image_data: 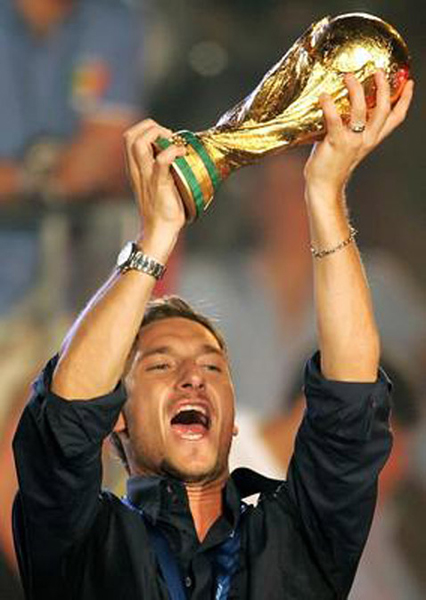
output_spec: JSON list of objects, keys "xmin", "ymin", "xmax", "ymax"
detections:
[{"xmin": 170, "ymin": 405, "xmax": 211, "ymax": 440}]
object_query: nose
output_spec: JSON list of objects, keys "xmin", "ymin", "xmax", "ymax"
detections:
[{"xmin": 177, "ymin": 361, "xmax": 206, "ymax": 391}]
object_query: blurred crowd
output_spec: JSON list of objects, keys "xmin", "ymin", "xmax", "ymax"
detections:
[{"xmin": 0, "ymin": 0, "xmax": 425, "ymax": 598}]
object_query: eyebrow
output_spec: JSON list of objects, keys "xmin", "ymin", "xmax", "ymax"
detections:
[
  {"xmin": 140, "ymin": 344, "xmax": 224, "ymax": 360},
  {"xmin": 139, "ymin": 346, "xmax": 173, "ymax": 360},
  {"xmin": 200, "ymin": 344, "xmax": 224, "ymax": 357}
]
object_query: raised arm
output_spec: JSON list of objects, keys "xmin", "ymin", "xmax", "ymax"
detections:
[
  {"xmin": 12, "ymin": 122, "xmax": 187, "ymax": 596},
  {"xmin": 52, "ymin": 120, "xmax": 186, "ymax": 399},
  {"xmin": 304, "ymin": 71, "xmax": 414, "ymax": 381},
  {"xmin": 275, "ymin": 74, "xmax": 415, "ymax": 597}
]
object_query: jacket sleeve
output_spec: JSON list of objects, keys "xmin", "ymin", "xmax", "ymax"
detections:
[
  {"xmin": 12, "ymin": 355, "xmax": 126, "ymax": 591},
  {"xmin": 285, "ymin": 351, "xmax": 393, "ymax": 598}
]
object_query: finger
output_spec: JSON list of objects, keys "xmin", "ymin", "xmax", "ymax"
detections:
[
  {"xmin": 152, "ymin": 144, "xmax": 187, "ymax": 187},
  {"xmin": 345, "ymin": 73, "xmax": 367, "ymax": 131},
  {"xmin": 367, "ymin": 70, "xmax": 391, "ymax": 135},
  {"xmin": 319, "ymin": 93, "xmax": 344, "ymax": 140},
  {"xmin": 126, "ymin": 127, "xmax": 156, "ymax": 194},
  {"xmin": 125, "ymin": 118, "xmax": 172, "ymax": 146},
  {"xmin": 377, "ymin": 79, "xmax": 414, "ymax": 142},
  {"xmin": 125, "ymin": 120, "xmax": 172, "ymax": 175},
  {"xmin": 130, "ymin": 125, "xmax": 173, "ymax": 183}
]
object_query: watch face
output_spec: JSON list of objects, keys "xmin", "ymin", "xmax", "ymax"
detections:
[{"xmin": 117, "ymin": 241, "xmax": 134, "ymax": 267}]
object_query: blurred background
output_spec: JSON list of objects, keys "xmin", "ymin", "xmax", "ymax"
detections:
[{"xmin": 0, "ymin": 0, "xmax": 425, "ymax": 598}]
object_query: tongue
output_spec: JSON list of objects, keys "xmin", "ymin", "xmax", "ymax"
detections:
[{"xmin": 171, "ymin": 423, "xmax": 207, "ymax": 436}]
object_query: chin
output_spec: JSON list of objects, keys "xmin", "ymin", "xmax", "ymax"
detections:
[{"xmin": 160, "ymin": 457, "xmax": 226, "ymax": 485}]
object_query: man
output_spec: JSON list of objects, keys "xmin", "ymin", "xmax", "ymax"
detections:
[{"xmin": 13, "ymin": 72, "xmax": 413, "ymax": 599}]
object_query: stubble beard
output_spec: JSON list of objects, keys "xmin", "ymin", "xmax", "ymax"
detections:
[
  {"xmin": 159, "ymin": 455, "xmax": 227, "ymax": 485},
  {"xmin": 130, "ymin": 430, "xmax": 231, "ymax": 485}
]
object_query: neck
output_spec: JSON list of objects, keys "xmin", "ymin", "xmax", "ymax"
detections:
[
  {"xmin": 16, "ymin": 0, "xmax": 73, "ymax": 37},
  {"xmin": 185, "ymin": 478, "xmax": 226, "ymax": 542}
]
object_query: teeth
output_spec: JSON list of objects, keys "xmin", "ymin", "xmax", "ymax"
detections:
[
  {"xmin": 179, "ymin": 432, "xmax": 204, "ymax": 441},
  {"xmin": 175, "ymin": 404, "xmax": 208, "ymax": 417}
]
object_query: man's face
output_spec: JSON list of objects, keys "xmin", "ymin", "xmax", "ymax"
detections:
[{"xmin": 122, "ymin": 317, "xmax": 236, "ymax": 484}]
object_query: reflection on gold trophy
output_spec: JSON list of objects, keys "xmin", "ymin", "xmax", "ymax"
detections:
[{"xmin": 156, "ymin": 13, "xmax": 411, "ymax": 222}]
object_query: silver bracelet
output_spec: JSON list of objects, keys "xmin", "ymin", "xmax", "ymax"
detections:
[{"xmin": 310, "ymin": 225, "xmax": 358, "ymax": 259}]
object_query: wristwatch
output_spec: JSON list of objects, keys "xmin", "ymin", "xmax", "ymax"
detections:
[{"xmin": 116, "ymin": 241, "xmax": 166, "ymax": 280}]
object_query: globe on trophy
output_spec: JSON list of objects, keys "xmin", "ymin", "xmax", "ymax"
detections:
[{"xmin": 156, "ymin": 12, "xmax": 411, "ymax": 222}]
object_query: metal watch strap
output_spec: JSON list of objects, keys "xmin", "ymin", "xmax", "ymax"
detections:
[
  {"xmin": 121, "ymin": 248, "xmax": 166, "ymax": 280},
  {"xmin": 130, "ymin": 252, "xmax": 165, "ymax": 280}
]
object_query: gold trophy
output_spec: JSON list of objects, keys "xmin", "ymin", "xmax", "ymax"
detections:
[{"xmin": 156, "ymin": 13, "xmax": 410, "ymax": 222}]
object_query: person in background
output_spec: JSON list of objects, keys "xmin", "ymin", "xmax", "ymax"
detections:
[
  {"xmin": 0, "ymin": 0, "xmax": 141, "ymax": 315},
  {"xmin": 179, "ymin": 147, "xmax": 426, "ymax": 417},
  {"xmin": 0, "ymin": 1, "xmax": 141, "ymax": 597}
]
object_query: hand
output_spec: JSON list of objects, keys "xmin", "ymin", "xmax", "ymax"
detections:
[
  {"xmin": 124, "ymin": 119, "xmax": 187, "ymax": 250},
  {"xmin": 304, "ymin": 71, "xmax": 414, "ymax": 201}
]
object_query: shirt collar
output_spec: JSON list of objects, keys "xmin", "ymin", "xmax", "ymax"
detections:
[
  {"xmin": 126, "ymin": 475, "xmax": 187, "ymax": 524},
  {"xmin": 125, "ymin": 468, "xmax": 281, "ymax": 528},
  {"xmin": 231, "ymin": 467, "xmax": 283, "ymax": 499}
]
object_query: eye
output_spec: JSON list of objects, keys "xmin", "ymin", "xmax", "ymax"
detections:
[
  {"xmin": 146, "ymin": 362, "xmax": 172, "ymax": 371},
  {"xmin": 203, "ymin": 363, "xmax": 222, "ymax": 372}
]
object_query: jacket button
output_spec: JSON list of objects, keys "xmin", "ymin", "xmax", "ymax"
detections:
[{"xmin": 185, "ymin": 576, "xmax": 192, "ymax": 588}]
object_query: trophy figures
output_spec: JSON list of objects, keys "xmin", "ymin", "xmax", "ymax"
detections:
[{"xmin": 157, "ymin": 13, "xmax": 411, "ymax": 222}]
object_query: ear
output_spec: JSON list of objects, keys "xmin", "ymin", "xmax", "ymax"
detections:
[
  {"xmin": 233, "ymin": 423, "xmax": 239, "ymax": 437},
  {"xmin": 113, "ymin": 411, "xmax": 127, "ymax": 434}
]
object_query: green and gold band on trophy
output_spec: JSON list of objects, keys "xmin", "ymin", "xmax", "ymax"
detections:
[{"xmin": 156, "ymin": 12, "xmax": 411, "ymax": 223}]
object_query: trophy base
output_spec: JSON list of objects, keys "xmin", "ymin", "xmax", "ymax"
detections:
[
  {"xmin": 155, "ymin": 132, "xmax": 223, "ymax": 223},
  {"xmin": 170, "ymin": 166, "xmax": 199, "ymax": 223}
]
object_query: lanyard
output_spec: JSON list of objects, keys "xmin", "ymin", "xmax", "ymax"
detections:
[{"xmin": 123, "ymin": 497, "xmax": 246, "ymax": 600}]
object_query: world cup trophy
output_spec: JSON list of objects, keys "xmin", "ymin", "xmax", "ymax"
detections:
[{"xmin": 156, "ymin": 12, "xmax": 410, "ymax": 222}]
